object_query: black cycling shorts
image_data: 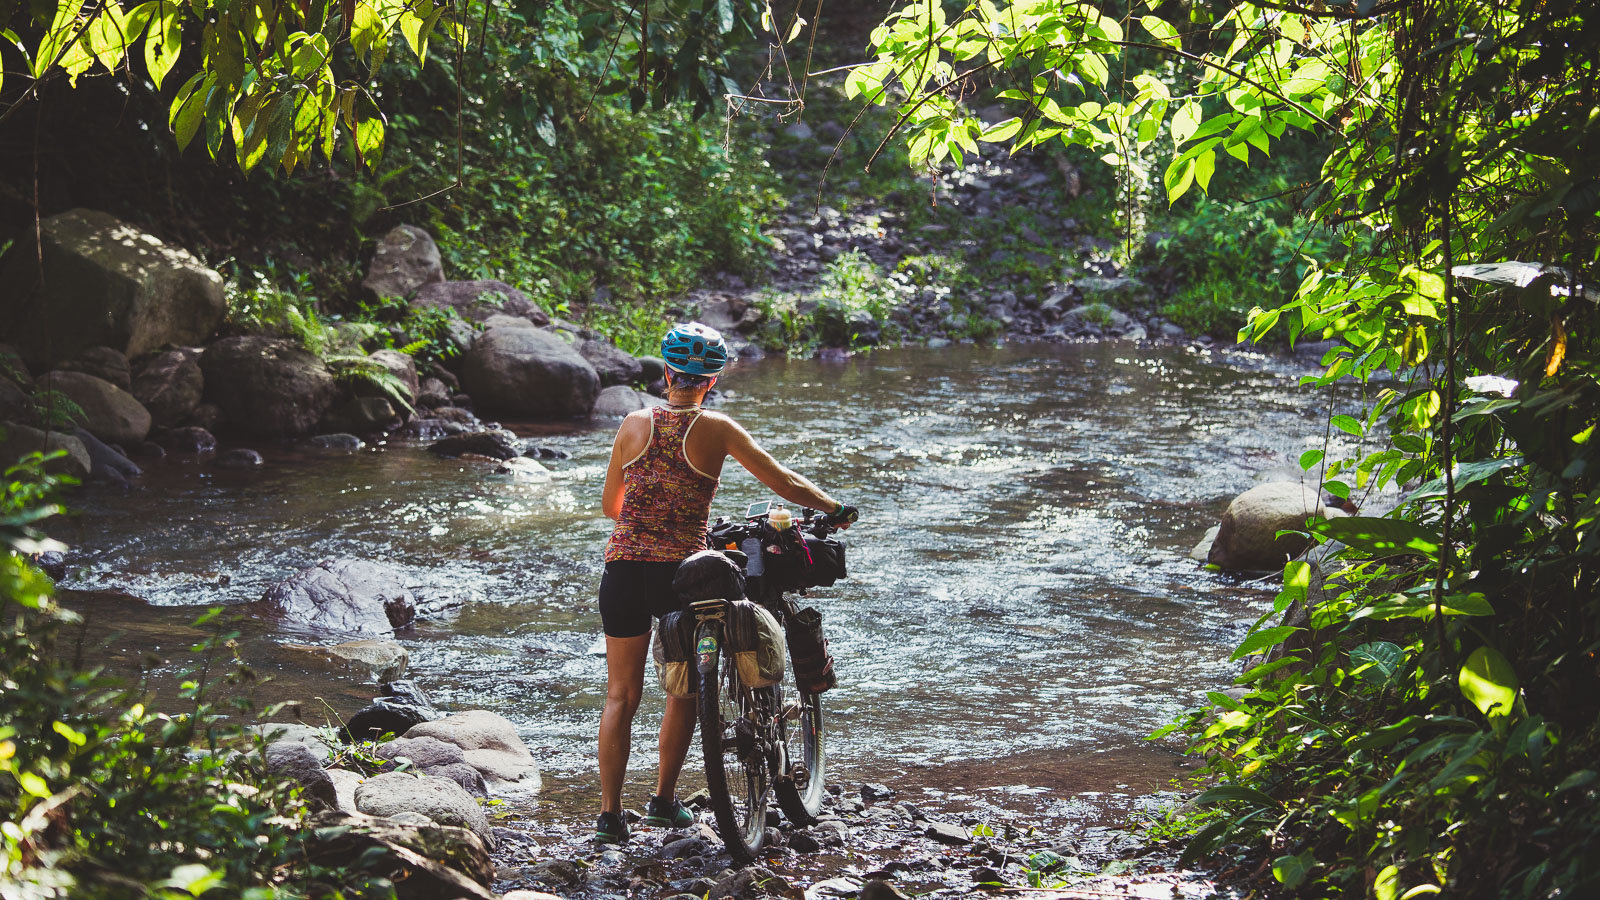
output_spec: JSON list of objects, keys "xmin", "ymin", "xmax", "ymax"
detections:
[{"xmin": 597, "ymin": 560, "xmax": 683, "ymax": 638}]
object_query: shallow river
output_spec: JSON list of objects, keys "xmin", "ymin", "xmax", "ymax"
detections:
[{"xmin": 55, "ymin": 342, "xmax": 1327, "ymax": 830}]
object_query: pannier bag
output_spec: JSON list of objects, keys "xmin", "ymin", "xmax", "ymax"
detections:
[
  {"xmin": 725, "ymin": 600, "xmax": 787, "ymax": 689},
  {"xmin": 652, "ymin": 610, "xmax": 698, "ymax": 699},
  {"xmin": 672, "ymin": 549, "xmax": 746, "ymax": 601},
  {"xmin": 785, "ymin": 606, "xmax": 837, "ymax": 694}
]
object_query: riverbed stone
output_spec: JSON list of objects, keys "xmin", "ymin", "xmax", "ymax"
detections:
[
  {"xmin": 264, "ymin": 740, "xmax": 338, "ymax": 808},
  {"xmin": 250, "ymin": 722, "xmax": 335, "ymax": 757},
  {"xmin": 578, "ymin": 340, "xmax": 644, "ymax": 387},
  {"xmin": 354, "ymin": 772, "xmax": 495, "ymax": 847},
  {"xmin": 413, "ymin": 280, "xmax": 548, "ymax": 326},
  {"xmin": 636, "ymin": 355, "xmax": 666, "ymax": 383},
  {"xmin": 496, "ymin": 457, "xmax": 551, "ymax": 483},
  {"xmin": 309, "ymin": 433, "xmax": 364, "ymax": 451},
  {"xmin": 924, "ymin": 821, "xmax": 970, "ymax": 844},
  {"xmin": 284, "ymin": 639, "xmax": 408, "ymax": 682},
  {"xmin": 302, "ymin": 810, "xmax": 495, "ymax": 895},
  {"xmin": 345, "ymin": 698, "xmax": 438, "ymax": 742},
  {"xmin": 1207, "ymin": 482, "xmax": 1328, "ymax": 572},
  {"xmin": 591, "ymin": 385, "xmax": 646, "ymax": 418},
  {"xmin": 404, "ymin": 710, "xmax": 540, "ymax": 797},
  {"xmin": 424, "ymin": 762, "xmax": 488, "ymax": 798},
  {"xmin": 2, "ymin": 421, "xmax": 91, "ymax": 478},
  {"xmin": 327, "ymin": 768, "xmax": 364, "ymax": 813},
  {"xmin": 363, "ymin": 225, "xmax": 444, "ymax": 299},
  {"xmin": 461, "ymin": 327, "xmax": 600, "ymax": 419},
  {"xmin": 323, "ymin": 397, "xmax": 398, "ymax": 434},
  {"xmin": 73, "ymin": 426, "xmax": 141, "ymax": 485},
  {"xmin": 416, "ymin": 378, "xmax": 451, "ymax": 409},
  {"xmin": 130, "ymin": 349, "xmax": 203, "ymax": 426},
  {"xmin": 1059, "ymin": 303, "xmax": 1139, "ymax": 338},
  {"xmin": 427, "ymin": 429, "xmax": 521, "ymax": 460},
  {"xmin": 57, "ymin": 347, "xmax": 131, "ymax": 391},
  {"xmin": 375, "ymin": 736, "xmax": 466, "ymax": 770},
  {"xmin": 366, "ymin": 349, "xmax": 420, "ymax": 400},
  {"xmin": 158, "ymin": 425, "xmax": 217, "ymax": 453},
  {"xmin": 0, "ymin": 379, "xmax": 34, "ymax": 426},
  {"xmin": 0, "ymin": 209, "xmax": 226, "ymax": 368},
  {"xmin": 200, "ymin": 336, "xmax": 338, "ymax": 437},
  {"xmin": 261, "ymin": 558, "xmax": 417, "ymax": 636},
  {"xmin": 35, "ymin": 371, "xmax": 151, "ymax": 446},
  {"xmin": 213, "ymin": 448, "xmax": 264, "ymax": 468}
]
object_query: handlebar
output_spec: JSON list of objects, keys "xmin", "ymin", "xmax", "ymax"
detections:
[{"xmin": 707, "ymin": 505, "xmax": 845, "ymax": 544}]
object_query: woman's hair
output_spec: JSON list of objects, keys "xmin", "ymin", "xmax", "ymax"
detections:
[{"xmin": 665, "ymin": 369, "xmax": 715, "ymax": 391}]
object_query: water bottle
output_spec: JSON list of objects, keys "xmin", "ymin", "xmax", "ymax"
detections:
[{"xmin": 768, "ymin": 506, "xmax": 793, "ymax": 531}]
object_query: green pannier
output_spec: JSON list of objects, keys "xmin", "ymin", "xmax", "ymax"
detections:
[{"xmin": 651, "ymin": 600, "xmax": 787, "ymax": 698}]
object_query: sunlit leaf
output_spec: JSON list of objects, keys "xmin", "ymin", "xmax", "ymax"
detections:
[
  {"xmin": 1313, "ymin": 516, "xmax": 1441, "ymax": 558},
  {"xmin": 1459, "ymin": 646, "xmax": 1518, "ymax": 719}
]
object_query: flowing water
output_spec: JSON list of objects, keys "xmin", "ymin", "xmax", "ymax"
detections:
[{"xmin": 54, "ymin": 342, "xmax": 1330, "ymax": 832}]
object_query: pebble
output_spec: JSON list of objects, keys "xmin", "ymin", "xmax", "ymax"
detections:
[
  {"xmin": 212, "ymin": 448, "xmax": 263, "ymax": 468},
  {"xmin": 924, "ymin": 821, "xmax": 971, "ymax": 845},
  {"xmin": 860, "ymin": 782, "xmax": 894, "ymax": 803},
  {"xmin": 860, "ymin": 879, "xmax": 911, "ymax": 900}
]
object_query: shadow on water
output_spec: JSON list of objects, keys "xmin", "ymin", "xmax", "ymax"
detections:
[{"xmin": 53, "ymin": 342, "xmax": 1326, "ymax": 829}]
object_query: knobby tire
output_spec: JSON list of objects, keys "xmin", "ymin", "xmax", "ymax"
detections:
[{"xmin": 697, "ymin": 623, "xmax": 768, "ymax": 864}]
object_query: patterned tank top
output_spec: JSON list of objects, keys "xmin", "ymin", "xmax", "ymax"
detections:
[{"xmin": 604, "ymin": 405, "xmax": 720, "ymax": 563}]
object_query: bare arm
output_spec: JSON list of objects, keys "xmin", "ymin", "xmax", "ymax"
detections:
[
  {"xmin": 715, "ymin": 415, "xmax": 840, "ymax": 513},
  {"xmin": 601, "ymin": 412, "xmax": 651, "ymax": 520}
]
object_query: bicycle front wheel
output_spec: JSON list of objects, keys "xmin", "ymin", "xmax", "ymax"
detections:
[
  {"xmin": 774, "ymin": 687, "xmax": 825, "ymax": 824},
  {"xmin": 697, "ymin": 623, "xmax": 768, "ymax": 863}
]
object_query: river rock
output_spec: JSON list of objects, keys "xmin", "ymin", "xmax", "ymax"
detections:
[
  {"xmin": 404, "ymin": 710, "xmax": 540, "ymax": 796},
  {"xmin": 461, "ymin": 328, "xmax": 600, "ymax": 419},
  {"xmin": 591, "ymin": 385, "xmax": 646, "ymax": 418},
  {"xmin": 1059, "ymin": 303, "xmax": 1139, "ymax": 338},
  {"xmin": 0, "ymin": 209, "xmax": 226, "ymax": 368},
  {"xmin": 363, "ymin": 225, "xmax": 444, "ymax": 299},
  {"xmin": 130, "ymin": 350, "xmax": 203, "ymax": 426},
  {"xmin": 323, "ymin": 397, "xmax": 398, "ymax": 434},
  {"xmin": 0, "ymin": 379, "xmax": 34, "ymax": 426},
  {"xmin": 72, "ymin": 427, "xmax": 141, "ymax": 485},
  {"xmin": 577, "ymin": 340, "xmax": 644, "ymax": 387},
  {"xmin": 861, "ymin": 881, "xmax": 910, "ymax": 900},
  {"xmin": 1074, "ymin": 276, "xmax": 1152, "ymax": 308},
  {"xmin": 284, "ymin": 639, "xmax": 408, "ymax": 682},
  {"xmin": 1190, "ymin": 524, "xmax": 1221, "ymax": 561},
  {"xmin": 0, "ymin": 423, "xmax": 90, "ymax": 478},
  {"xmin": 264, "ymin": 740, "xmax": 338, "ymax": 808},
  {"xmin": 1207, "ymin": 482, "xmax": 1328, "ymax": 572},
  {"xmin": 309, "ymin": 433, "xmax": 364, "ymax": 451},
  {"xmin": 345, "ymin": 698, "xmax": 438, "ymax": 743},
  {"xmin": 213, "ymin": 447, "xmax": 264, "ymax": 468},
  {"xmin": 327, "ymin": 768, "xmax": 364, "ymax": 813},
  {"xmin": 924, "ymin": 821, "xmax": 970, "ymax": 844},
  {"xmin": 57, "ymin": 347, "xmax": 131, "ymax": 390},
  {"xmin": 158, "ymin": 425, "xmax": 217, "ymax": 453},
  {"xmin": 496, "ymin": 457, "xmax": 551, "ymax": 483},
  {"xmin": 250, "ymin": 722, "xmax": 334, "ymax": 756},
  {"xmin": 302, "ymin": 810, "xmax": 495, "ymax": 896},
  {"xmin": 636, "ymin": 355, "xmax": 666, "ymax": 383},
  {"xmin": 413, "ymin": 280, "xmax": 548, "ymax": 326},
  {"xmin": 416, "ymin": 378, "xmax": 451, "ymax": 409},
  {"xmin": 367, "ymin": 349, "xmax": 421, "ymax": 400},
  {"xmin": 375, "ymin": 736, "xmax": 466, "ymax": 770},
  {"xmin": 187, "ymin": 402, "xmax": 224, "ymax": 432},
  {"xmin": 354, "ymin": 772, "xmax": 494, "ymax": 847},
  {"xmin": 35, "ymin": 371, "xmax": 151, "ymax": 446},
  {"xmin": 261, "ymin": 558, "xmax": 417, "ymax": 636},
  {"xmin": 200, "ymin": 337, "xmax": 338, "ymax": 437},
  {"xmin": 427, "ymin": 429, "xmax": 520, "ymax": 461},
  {"xmin": 424, "ymin": 762, "xmax": 488, "ymax": 798}
]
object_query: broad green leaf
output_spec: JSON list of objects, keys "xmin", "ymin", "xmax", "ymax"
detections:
[
  {"xmin": 1350, "ymin": 641, "xmax": 1404, "ymax": 687},
  {"xmin": 1272, "ymin": 851, "xmax": 1313, "ymax": 887},
  {"xmin": 714, "ymin": 0, "xmax": 735, "ymax": 34},
  {"xmin": 1171, "ymin": 100, "xmax": 1200, "ymax": 145},
  {"xmin": 1331, "ymin": 414, "xmax": 1363, "ymax": 436},
  {"xmin": 1139, "ymin": 15, "xmax": 1180, "ymax": 50},
  {"xmin": 1299, "ymin": 449, "xmax": 1324, "ymax": 470},
  {"xmin": 1164, "ymin": 156, "xmax": 1195, "ymax": 205},
  {"xmin": 86, "ymin": 5, "xmax": 133, "ymax": 73},
  {"xmin": 1313, "ymin": 516, "xmax": 1441, "ymax": 558},
  {"xmin": 34, "ymin": 0, "xmax": 85, "ymax": 77},
  {"xmin": 1407, "ymin": 456, "xmax": 1524, "ymax": 501},
  {"xmin": 1231, "ymin": 625, "xmax": 1299, "ymax": 661},
  {"xmin": 1193, "ymin": 148, "xmax": 1216, "ymax": 194},
  {"xmin": 171, "ymin": 74, "xmax": 209, "ymax": 150},
  {"xmin": 1459, "ymin": 646, "xmax": 1517, "ymax": 719},
  {"xmin": 1375, "ymin": 865, "xmax": 1401, "ymax": 900},
  {"xmin": 143, "ymin": 2, "xmax": 181, "ymax": 89},
  {"xmin": 1195, "ymin": 784, "xmax": 1280, "ymax": 809},
  {"xmin": 980, "ymin": 117, "xmax": 1022, "ymax": 143}
]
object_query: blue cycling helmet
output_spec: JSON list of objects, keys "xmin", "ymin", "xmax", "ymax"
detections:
[{"xmin": 661, "ymin": 322, "xmax": 729, "ymax": 376}]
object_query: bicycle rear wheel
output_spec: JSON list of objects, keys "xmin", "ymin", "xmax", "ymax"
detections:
[
  {"xmin": 697, "ymin": 623, "xmax": 769, "ymax": 863},
  {"xmin": 774, "ymin": 686, "xmax": 825, "ymax": 824}
]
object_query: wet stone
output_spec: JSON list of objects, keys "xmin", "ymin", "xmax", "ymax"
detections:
[
  {"xmin": 787, "ymin": 830, "xmax": 820, "ymax": 854},
  {"xmin": 924, "ymin": 821, "xmax": 971, "ymax": 845},
  {"xmin": 662, "ymin": 837, "xmax": 710, "ymax": 860},
  {"xmin": 212, "ymin": 448, "xmax": 263, "ymax": 468}
]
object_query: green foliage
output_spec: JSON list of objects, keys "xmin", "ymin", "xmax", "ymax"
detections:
[
  {"xmin": 325, "ymin": 355, "xmax": 416, "ymax": 415},
  {"xmin": 0, "ymin": 458, "xmax": 313, "ymax": 897}
]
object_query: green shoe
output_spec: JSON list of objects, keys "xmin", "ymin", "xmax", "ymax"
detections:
[
  {"xmin": 595, "ymin": 811, "xmax": 630, "ymax": 844},
  {"xmin": 641, "ymin": 795, "xmax": 695, "ymax": 828}
]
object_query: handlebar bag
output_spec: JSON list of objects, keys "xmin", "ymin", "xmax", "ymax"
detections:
[
  {"xmin": 764, "ymin": 534, "xmax": 847, "ymax": 591},
  {"xmin": 786, "ymin": 606, "xmax": 837, "ymax": 694},
  {"xmin": 726, "ymin": 600, "xmax": 787, "ymax": 689},
  {"xmin": 672, "ymin": 549, "xmax": 746, "ymax": 602},
  {"xmin": 651, "ymin": 610, "xmax": 698, "ymax": 699}
]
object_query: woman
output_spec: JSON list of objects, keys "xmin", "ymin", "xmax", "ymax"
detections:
[{"xmin": 594, "ymin": 322, "xmax": 856, "ymax": 844}]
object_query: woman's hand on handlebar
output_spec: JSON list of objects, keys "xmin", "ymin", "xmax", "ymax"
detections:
[{"xmin": 824, "ymin": 504, "xmax": 858, "ymax": 529}]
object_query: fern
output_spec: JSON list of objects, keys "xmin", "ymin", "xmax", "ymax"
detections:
[
  {"xmin": 325, "ymin": 356, "xmax": 416, "ymax": 416},
  {"xmin": 396, "ymin": 339, "xmax": 429, "ymax": 356}
]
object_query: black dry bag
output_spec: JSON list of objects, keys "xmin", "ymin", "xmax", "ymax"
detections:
[
  {"xmin": 786, "ymin": 606, "xmax": 837, "ymax": 694},
  {"xmin": 673, "ymin": 549, "xmax": 746, "ymax": 601}
]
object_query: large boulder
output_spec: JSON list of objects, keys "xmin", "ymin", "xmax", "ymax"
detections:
[
  {"xmin": 404, "ymin": 710, "xmax": 540, "ymax": 797},
  {"xmin": 591, "ymin": 385, "xmax": 646, "ymax": 418},
  {"xmin": 362, "ymin": 226, "xmax": 444, "ymax": 299},
  {"xmin": 353, "ymin": 772, "xmax": 495, "ymax": 847},
  {"xmin": 0, "ymin": 380, "xmax": 36, "ymax": 425},
  {"xmin": 0, "ymin": 423, "xmax": 90, "ymax": 478},
  {"xmin": 72, "ymin": 427, "xmax": 142, "ymax": 485},
  {"xmin": 367, "ymin": 350, "xmax": 420, "ymax": 400},
  {"xmin": 412, "ymin": 280, "xmax": 549, "ymax": 326},
  {"xmin": 57, "ymin": 347, "xmax": 131, "ymax": 390},
  {"xmin": 200, "ymin": 336, "xmax": 338, "ymax": 437},
  {"xmin": 461, "ymin": 328, "xmax": 599, "ymax": 419},
  {"xmin": 1207, "ymin": 482, "xmax": 1329, "ymax": 572},
  {"xmin": 577, "ymin": 340, "xmax": 644, "ymax": 387},
  {"xmin": 261, "ymin": 558, "xmax": 417, "ymax": 636},
  {"xmin": 130, "ymin": 350, "xmax": 203, "ymax": 426},
  {"xmin": 34, "ymin": 371, "xmax": 151, "ymax": 446},
  {"xmin": 264, "ymin": 740, "xmax": 338, "ymax": 808},
  {"xmin": 302, "ymin": 810, "xmax": 495, "ymax": 896},
  {"xmin": 0, "ymin": 209, "xmax": 225, "ymax": 368}
]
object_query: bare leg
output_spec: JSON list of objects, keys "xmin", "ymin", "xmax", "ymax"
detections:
[
  {"xmin": 655, "ymin": 694, "xmax": 697, "ymax": 798},
  {"xmin": 598, "ymin": 633, "xmax": 650, "ymax": 814}
]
